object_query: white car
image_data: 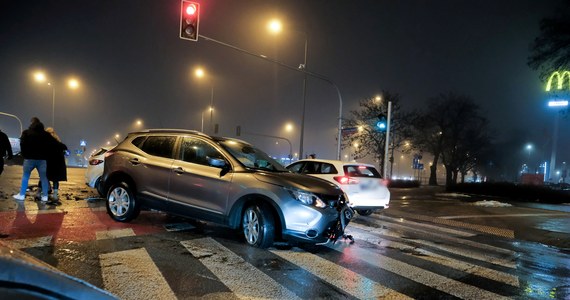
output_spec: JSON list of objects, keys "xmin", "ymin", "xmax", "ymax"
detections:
[
  {"xmin": 287, "ymin": 159, "xmax": 390, "ymax": 216},
  {"xmin": 85, "ymin": 147, "xmax": 109, "ymax": 197}
]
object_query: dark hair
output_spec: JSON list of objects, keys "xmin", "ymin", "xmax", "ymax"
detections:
[{"xmin": 29, "ymin": 117, "xmax": 44, "ymax": 131}]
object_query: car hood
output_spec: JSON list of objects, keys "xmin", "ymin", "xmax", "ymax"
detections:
[{"xmin": 253, "ymin": 172, "xmax": 342, "ymax": 195}]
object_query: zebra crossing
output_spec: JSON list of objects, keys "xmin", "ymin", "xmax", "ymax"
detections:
[{"xmin": 5, "ymin": 212, "xmax": 525, "ymax": 299}]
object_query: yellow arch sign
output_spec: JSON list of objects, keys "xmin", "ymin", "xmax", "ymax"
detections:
[{"xmin": 545, "ymin": 70, "xmax": 570, "ymax": 92}]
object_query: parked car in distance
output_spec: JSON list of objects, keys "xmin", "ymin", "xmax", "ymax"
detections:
[
  {"xmin": 287, "ymin": 159, "xmax": 390, "ymax": 216},
  {"xmin": 85, "ymin": 147, "xmax": 109, "ymax": 197},
  {"xmin": 101, "ymin": 129, "xmax": 353, "ymax": 248}
]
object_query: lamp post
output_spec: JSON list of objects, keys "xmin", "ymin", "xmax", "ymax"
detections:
[
  {"xmin": 268, "ymin": 19, "xmax": 308, "ymax": 159},
  {"xmin": 33, "ymin": 71, "xmax": 79, "ymax": 128},
  {"xmin": 547, "ymin": 100, "xmax": 568, "ymax": 181},
  {"xmin": 195, "ymin": 68, "xmax": 215, "ymax": 134}
]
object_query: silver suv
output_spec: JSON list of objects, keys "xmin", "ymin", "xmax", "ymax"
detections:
[{"xmin": 101, "ymin": 129, "xmax": 352, "ymax": 248}]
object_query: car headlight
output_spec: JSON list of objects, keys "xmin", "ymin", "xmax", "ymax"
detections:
[{"xmin": 285, "ymin": 188, "xmax": 326, "ymax": 208}]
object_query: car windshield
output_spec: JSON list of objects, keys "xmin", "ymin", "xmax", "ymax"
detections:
[{"xmin": 218, "ymin": 139, "xmax": 288, "ymax": 172}]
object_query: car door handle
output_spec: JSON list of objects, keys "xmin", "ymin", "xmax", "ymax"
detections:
[
  {"xmin": 173, "ymin": 167, "xmax": 185, "ymax": 174},
  {"xmin": 129, "ymin": 158, "xmax": 140, "ymax": 165}
]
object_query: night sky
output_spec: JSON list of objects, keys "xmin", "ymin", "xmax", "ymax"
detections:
[{"xmin": 0, "ymin": 0, "xmax": 567, "ymax": 175}]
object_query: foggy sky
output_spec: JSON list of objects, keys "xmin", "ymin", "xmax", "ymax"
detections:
[{"xmin": 0, "ymin": 0, "xmax": 567, "ymax": 172}]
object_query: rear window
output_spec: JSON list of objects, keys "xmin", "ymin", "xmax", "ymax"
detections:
[{"xmin": 344, "ymin": 165, "xmax": 381, "ymax": 178}]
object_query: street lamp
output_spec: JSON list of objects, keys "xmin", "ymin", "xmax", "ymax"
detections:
[
  {"xmin": 194, "ymin": 67, "xmax": 215, "ymax": 134},
  {"xmin": 33, "ymin": 71, "xmax": 80, "ymax": 128},
  {"xmin": 268, "ymin": 18, "xmax": 309, "ymax": 159}
]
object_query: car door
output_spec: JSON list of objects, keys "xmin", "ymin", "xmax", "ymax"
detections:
[
  {"xmin": 168, "ymin": 136, "xmax": 233, "ymax": 215},
  {"xmin": 134, "ymin": 135, "xmax": 176, "ymax": 201}
]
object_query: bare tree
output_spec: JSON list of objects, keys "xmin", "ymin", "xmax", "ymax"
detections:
[
  {"xmin": 410, "ymin": 93, "xmax": 491, "ymax": 186},
  {"xmin": 342, "ymin": 91, "xmax": 410, "ymax": 177},
  {"xmin": 528, "ymin": 0, "xmax": 570, "ymax": 79}
]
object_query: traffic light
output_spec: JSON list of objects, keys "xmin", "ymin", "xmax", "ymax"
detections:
[
  {"xmin": 376, "ymin": 114, "xmax": 387, "ymax": 131},
  {"xmin": 180, "ymin": 1, "xmax": 200, "ymax": 41}
]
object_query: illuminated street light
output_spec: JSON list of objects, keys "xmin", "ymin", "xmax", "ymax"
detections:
[
  {"xmin": 267, "ymin": 18, "xmax": 309, "ymax": 159},
  {"xmin": 284, "ymin": 122, "xmax": 294, "ymax": 132},
  {"xmin": 33, "ymin": 71, "xmax": 80, "ymax": 128},
  {"xmin": 194, "ymin": 67, "xmax": 215, "ymax": 134}
]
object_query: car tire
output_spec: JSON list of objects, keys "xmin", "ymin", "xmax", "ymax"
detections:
[
  {"xmin": 95, "ymin": 177, "xmax": 105, "ymax": 197},
  {"xmin": 106, "ymin": 182, "xmax": 140, "ymax": 222},
  {"xmin": 356, "ymin": 209, "xmax": 374, "ymax": 216},
  {"xmin": 242, "ymin": 204, "xmax": 275, "ymax": 249}
]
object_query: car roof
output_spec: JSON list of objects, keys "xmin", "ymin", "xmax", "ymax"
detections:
[
  {"xmin": 127, "ymin": 129, "xmax": 251, "ymax": 145},
  {"xmin": 291, "ymin": 159, "xmax": 376, "ymax": 168}
]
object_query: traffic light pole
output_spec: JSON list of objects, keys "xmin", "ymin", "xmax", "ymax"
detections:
[
  {"xmin": 198, "ymin": 34, "xmax": 344, "ymax": 160},
  {"xmin": 383, "ymin": 101, "xmax": 392, "ymax": 179}
]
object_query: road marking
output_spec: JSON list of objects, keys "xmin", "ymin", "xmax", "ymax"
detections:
[
  {"xmin": 440, "ymin": 213, "xmax": 569, "ymax": 219},
  {"xmin": 3, "ymin": 235, "xmax": 52, "ymax": 249},
  {"xmin": 349, "ymin": 222, "xmax": 516, "ymax": 269},
  {"xmin": 100, "ymin": 248, "xmax": 177, "ymax": 300},
  {"xmin": 330, "ymin": 243, "xmax": 511, "ymax": 300},
  {"xmin": 346, "ymin": 227, "xmax": 519, "ymax": 287},
  {"xmin": 385, "ymin": 210, "xmax": 515, "ymax": 238},
  {"xmin": 182, "ymin": 237, "xmax": 300, "ymax": 300},
  {"xmin": 271, "ymin": 249, "xmax": 411, "ymax": 300},
  {"xmin": 371, "ymin": 214, "xmax": 477, "ymax": 237},
  {"xmin": 95, "ymin": 228, "xmax": 135, "ymax": 240}
]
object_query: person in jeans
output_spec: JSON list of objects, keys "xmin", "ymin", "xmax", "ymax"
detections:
[
  {"xmin": 0, "ymin": 128, "xmax": 13, "ymax": 176},
  {"xmin": 13, "ymin": 117, "xmax": 55, "ymax": 202}
]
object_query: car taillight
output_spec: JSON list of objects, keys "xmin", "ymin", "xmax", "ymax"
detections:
[
  {"xmin": 89, "ymin": 159, "xmax": 104, "ymax": 166},
  {"xmin": 381, "ymin": 179, "xmax": 389, "ymax": 186},
  {"xmin": 334, "ymin": 176, "xmax": 358, "ymax": 185}
]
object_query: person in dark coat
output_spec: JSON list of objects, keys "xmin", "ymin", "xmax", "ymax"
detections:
[
  {"xmin": 13, "ymin": 117, "xmax": 55, "ymax": 202},
  {"xmin": 0, "ymin": 128, "xmax": 13, "ymax": 176},
  {"xmin": 45, "ymin": 127, "xmax": 67, "ymax": 202}
]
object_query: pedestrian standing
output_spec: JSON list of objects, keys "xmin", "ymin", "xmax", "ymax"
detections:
[
  {"xmin": 45, "ymin": 127, "xmax": 67, "ymax": 203},
  {"xmin": 0, "ymin": 128, "xmax": 13, "ymax": 176},
  {"xmin": 13, "ymin": 117, "xmax": 55, "ymax": 202}
]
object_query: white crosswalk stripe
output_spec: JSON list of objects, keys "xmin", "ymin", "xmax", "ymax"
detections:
[
  {"xmin": 271, "ymin": 248, "xmax": 412, "ymax": 299},
  {"xmin": 346, "ymin": 228, "xmax": 519, "ymax": 287},
  {"xmin": 182, "ymin": 237, "xmax": 301, "ymax": 300},
  {"xmin": 352, "ymin": 216, "xmax": 517, "ymax": 268},
  {"xmin": 100, "ymin": 248, "xmax": 177, "ymax": 300}
]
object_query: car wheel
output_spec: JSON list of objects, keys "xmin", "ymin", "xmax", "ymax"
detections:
[
  {"xmin": 356, "ymin": 209, "xmax": 374, "ymax": 216},
  {"xmin": 95, "ymin": 177, "xmax": 105, "ymax": 197},
  {"xmin": 106, "ymin": 182, "xmax": 140, "ymax": 222},
  {"xmin": 242, "ymin": 204, "xmax": 275, "ymax": 248}
]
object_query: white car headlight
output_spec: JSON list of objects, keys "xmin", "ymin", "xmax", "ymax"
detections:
[{"xmin": 285, "ymin": 188, "xmax": 326, "ymax": 208}]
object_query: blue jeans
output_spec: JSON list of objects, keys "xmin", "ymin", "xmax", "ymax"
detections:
[{"xmin": 19, "ymin": 159, "xmax": 49, "ymax": 197}]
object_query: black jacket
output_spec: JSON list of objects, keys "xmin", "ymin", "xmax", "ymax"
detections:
[
  {"xmin": 20, "ymin": 122, "xmax": 56, "ymax": 160},
  {"xmin": 0, "ymin": 130, "xmax": 12, "ymax": 159}
]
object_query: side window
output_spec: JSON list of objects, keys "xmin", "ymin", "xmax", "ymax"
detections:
[
  {"xmin": 322, "ymin": 163, "xmax": 338, "ymax": 174},
  {"xmin": 287, "ymin": 162, "xmax": 304, "ymax": 173},
  {"xmin": 132, "ymin": 136, "xmax": 147, "ymax": 148},
  {"xmin": 180, "ymin": 137, "xmax": 224, "ymax": 167},
  {"xmin": 304, "ymin": 162, "xmax": 320, "ymax": 174},
  {"xmin": 140, "ymin": 136, "xmax": 176, "ymax": 159}
]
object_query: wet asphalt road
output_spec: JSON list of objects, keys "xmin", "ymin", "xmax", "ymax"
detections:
[{"xmin": 1, "ymin": 165, "xmax": 569, "ymax": 299}]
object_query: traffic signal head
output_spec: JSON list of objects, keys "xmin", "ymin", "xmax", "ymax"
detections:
[
  {"xmin": 180, "ymin": 1, "xmax": 200, "ymax": 41},
  {"xmin": 376, "ymin": 114, "xmax": 387, "ymax": 131}
]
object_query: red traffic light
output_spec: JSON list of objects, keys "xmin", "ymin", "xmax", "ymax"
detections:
[
  {"xmin": 185, "ymin": 4, "xmax": 196, "ymax": 15},
  {"xmin": 180, "ymin": 0, "xmax": 200, "ymax": 41}
]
